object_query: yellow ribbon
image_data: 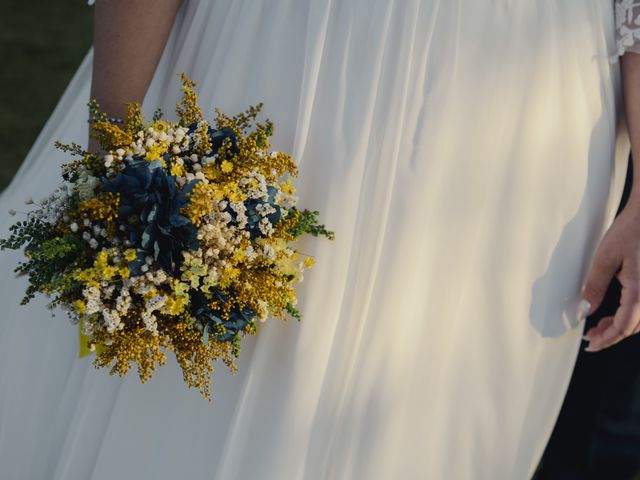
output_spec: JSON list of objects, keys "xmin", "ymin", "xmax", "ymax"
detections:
[{"xmin": 78, "ymin": 317, "xmax": 105, "ymax": 357}]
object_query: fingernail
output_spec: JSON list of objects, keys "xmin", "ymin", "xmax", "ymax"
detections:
[
  {"xmin": 585, "ymin": 343, "xmax": 601, "ymax": 352},
  {"xmin": 578, "ymin": 299, "xmax": 592, "ymax": 320},
  {"xmin": 582, "ymin": 335, "xmax": 591, "ymax": 341}
]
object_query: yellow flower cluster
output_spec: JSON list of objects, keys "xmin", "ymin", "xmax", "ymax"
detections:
[
  {"xmin": 92, "ymin": 317, "xmax": 169, "ymax": 384},
  {"xmin": 236, "ymin": 268, "xmax": 297, "ymax": 321},
  {"xmin": 90, "ymin": 121, "xmax": 133, "ymax": 152},
  {"xmin": 72, "ymin": 248, "xmax": 130, "ymax": 288},
  {"xmin": 76, "ymin": 192, "xmax": 120, "ymax": 223},
  {"xmin": 181, "ymin": 182, "xmax": 218, "ymax": 226},
  {"xmin": 90, "ymin": 312, "xmax": 238, "ymax": 401},
  {"xmin": 176, "ymin": 73, "xmax": 204, "ymax": 126},
  {"xmin": 165, "ymin": 279, "xmax": 190, "ymax": 316},
  {"xmin": 170, "ymin": 161, "xmax": 186, "ymax": 177}
]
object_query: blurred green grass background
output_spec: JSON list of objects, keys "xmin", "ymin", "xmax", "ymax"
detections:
[{"xmin": 0, "ymin": 1, "xmax": 93, "ymax": 192}]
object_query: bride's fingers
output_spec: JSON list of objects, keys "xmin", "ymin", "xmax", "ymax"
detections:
[
  {"xmin": 585, "ymin": 318, "xmax": 625, "ymax": 352},
  {"xmin": 583, "ymin": 316, "xmax": 613, "ymax": 341},
  {"xmin": 585, "ymin": 283, "xmax": 640, "ymax": 351},
  {"xmin": 581, "ymin": 239, "xmax": 620, "ymax": 317}
]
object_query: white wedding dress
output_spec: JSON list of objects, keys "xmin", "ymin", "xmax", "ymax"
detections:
[{"xmin": 1, "ymin": 1, "xmax": 638, "ymax": 478}]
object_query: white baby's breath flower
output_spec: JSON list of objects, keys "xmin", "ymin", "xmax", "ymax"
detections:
[
  {"xmin": 24, "ymin": 196, "xmax": 33, "ymax": 205},
  {"xmin": 70, "ymin": 222, "xmax": 79, "ymax": 232},
  {"xmin": 8, "ymin": 209, "xmax": 16, "ymax": 216}
]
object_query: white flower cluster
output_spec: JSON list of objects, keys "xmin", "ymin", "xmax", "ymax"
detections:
[
  {"xmin": 66, "ymin": 217, "xmax": 109, "ymax": 250},
  {"xmin": 190, "ymin": 121, "xmax": 211, "ymax": 152},
  {"xmin": 140, "ymin": 293, "xmax": 167, "ymax": 336},
  {"xmin": 275, "ymin": 187, "xmax": 297, "ymax": 210},
  {"xmin": 256, "ymin": 202, "xmax": 277, "ymax": 236},
  {"xmin": 80, "ymin": 270, "xmax": 173, "ymax": 337},
  {"xmin": 228, "ymin": 201, "xmax": 248, "ymax": 230},
  {"xmin": 82, "ymin": 284, "xmax": 125, "ymax": 334},
  {"xmin": 260, "ymin": 243, "xmax": 276, "ymax": 261},
  {"xmin": 181, "ymin": 157, "xmax": 208, "ymax": 187},
  {"xmin": 138, "ymin": 125, "xmax": 190, "ymax": 154},
  {"xmin": 102, "ymin": 148, "xmax": 133, "ymax": 177},
  {"xmin": 74, "ymin": 169, "xmax": 100, "ymax": 201},
  {"xmin": 197, "ymin": 203, "xmax": 246, "ymax": 269},
  {"xmin": 238, "ymin": 170, "xmax": 286, "ymax": 238},
  {"xmin": 240, "ymin": 171, "xmax": 270, "ymax": 200},
  {"xmin": 255, "ymin": 299, "xmax": 269, "ymax": 323},
  {"xmin": 22, "ymin": 184, "xmax": 70, "ymax": 225}
]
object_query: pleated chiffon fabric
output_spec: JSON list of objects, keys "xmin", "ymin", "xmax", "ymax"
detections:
[{"xmin": 0, "ymin": 1, "xmax": 631, "ymax": 478}]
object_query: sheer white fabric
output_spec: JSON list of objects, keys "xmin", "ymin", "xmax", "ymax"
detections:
[
  {"xmin": 82, "ymin": 0, "xmax": 640, "ymax": 61},
  {"xmin": 84, "ymin": 0, "xmax": 640, "ymax": 61},
  {"xmin": 614, "ymin": 0, "xmax": 640, "ymax": 59},
  {"xmin": 0, "ymin": 1, "xmax": 630, "ymax": 479}
]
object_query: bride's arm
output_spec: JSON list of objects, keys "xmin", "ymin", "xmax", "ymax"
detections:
[
  {"xmin": 88, "ymin": 0, "xmax": 183, "ymax": 150},
  {"xmin": 621, "ymin": 53, "xmax": 640, "ymax": 197},
  {"xmin": 580, "ymin": 4, "xmax": 640, "ymax": 351}
]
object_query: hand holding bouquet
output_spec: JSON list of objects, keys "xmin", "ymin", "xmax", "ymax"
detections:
[{"xmin": 1, "ymin": 73, "xmax": 333, "ymax": 400}]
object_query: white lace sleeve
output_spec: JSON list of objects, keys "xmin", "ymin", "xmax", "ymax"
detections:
[{"xmin": 614, "ymin": 0, "xmax": 640, "ymax": 59}]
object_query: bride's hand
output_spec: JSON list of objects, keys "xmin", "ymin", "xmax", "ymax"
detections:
[{"xmin": 581, "ymin": 201, "xmax": 640, "ymax": 351}]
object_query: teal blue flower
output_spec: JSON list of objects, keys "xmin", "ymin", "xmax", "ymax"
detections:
[
  {"xmin": 192, "ymin": 290, "xmax": 256, "ymax": 343},
  {"xmin": 102, "ymin": 160, "xmax": 199, "ymax": 275}
]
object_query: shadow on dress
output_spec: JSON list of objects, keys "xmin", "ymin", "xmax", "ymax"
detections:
[{"xmin": 528, "ymin": 78, "xmax": 627, "ymax": 338}]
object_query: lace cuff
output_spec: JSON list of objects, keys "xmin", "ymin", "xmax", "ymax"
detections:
[{"xmin": 614, "ymin": 0, "xmax": 640, "ymax": 61}]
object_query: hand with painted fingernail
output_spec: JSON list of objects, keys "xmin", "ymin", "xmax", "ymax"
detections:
[{"xmin": 581, "ymin": 202, "xmax": 640, "ymax": 352}]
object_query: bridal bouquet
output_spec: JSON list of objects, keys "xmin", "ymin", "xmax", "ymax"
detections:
[{"xmin": 0, "ymin": 73, "xmax": 333, "ymax": 399}]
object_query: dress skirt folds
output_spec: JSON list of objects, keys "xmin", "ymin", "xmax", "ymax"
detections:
[{"xmin": 0, "ymin": 1, "xmax": 631, "ymax": 479}]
